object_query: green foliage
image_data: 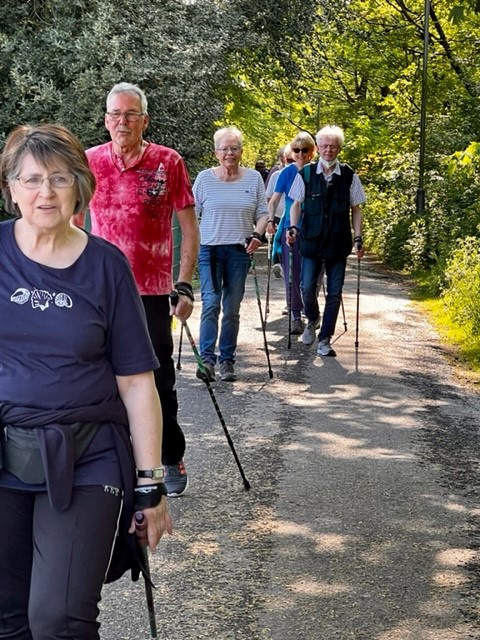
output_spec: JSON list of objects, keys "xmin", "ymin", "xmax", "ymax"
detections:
[
  {"xmin": 0, "ymin": 0, "xmax": 228, "ymax": 174},
  {"xmin": 442, "ymin": 237, "xmax": 480, "ymax": 337}
]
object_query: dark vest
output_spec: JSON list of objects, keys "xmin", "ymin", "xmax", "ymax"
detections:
[{"xmin": 299, "ymin": 162, "xmax": 354, "ymax": 259}]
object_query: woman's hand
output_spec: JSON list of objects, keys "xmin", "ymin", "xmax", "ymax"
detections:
[{"xmin": 129, "ymin": 497, "xmax": 173, "ymax": 551}]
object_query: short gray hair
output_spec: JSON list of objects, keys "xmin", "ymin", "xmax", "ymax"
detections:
[
  {"xmin": 316, "ymin": 125, "xmax": 344, "ymax": 148},
  {"xmin": 214, "ymin": 126, "xmax": 243, "ymax": 149},
  {"xmin": 106, "ymin": 82, "xmax": 148, "ymax": 114}
]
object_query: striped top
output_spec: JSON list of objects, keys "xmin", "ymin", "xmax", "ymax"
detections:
[
  {"xmin": 288, "ymin": 160, "xmax": 366, "ymax": 206},
  {"xmin": 193, "ymin": 168, "xmax": 268, "ymax": 245}
]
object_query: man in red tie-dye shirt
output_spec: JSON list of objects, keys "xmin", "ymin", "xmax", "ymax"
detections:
[{"xmin": 78, "ymin": 82, "xmax": 199, "ymax": 497}]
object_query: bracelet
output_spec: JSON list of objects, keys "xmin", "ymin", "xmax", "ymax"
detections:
[
  {"xmin": 354, "ymin": 236, "xmax": 363, "ymax": 242},
  {"xmin": 267, "ymin": 218, "xmax": 275, "ymax": 224},
  {"xmin": 288, "ymin": 225, "xmax": 298, "ymax": 232},
  {"xmin": 251, "ymin": 231, "xmax": 263, "ymax": 241},
  {"xmin": 134, "ymin": 483, "xmax": 168, "ymax": 509},
  {"xmin": 174, "ymin": 281, "xmax": 194, "ymax": 302}
]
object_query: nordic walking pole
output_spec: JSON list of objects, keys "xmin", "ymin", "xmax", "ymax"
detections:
[
  {"xmin": 176, "ymin": 322, "xmax": 183, "ymax": 370},
  {"xmin": 287, "ymin": 243, "xmax": 293, "ymax": 349},
  {"xmin": 250, "ymin": 255, "xmax": 273, "ymax": 379},
  {"xmin": 169, "ymin": 292, "xmax": 251, "ymax": 490},
  {"xmin": 355, "ymin": 256, "xmax": 361, "ymax": 352},
  {"xmin": 134, "ymin": 513, "xmax": 157, "ymax": 639},
  {"xmin": 264, "ymin": 232, "xmax": 272, "ymax": 322}
]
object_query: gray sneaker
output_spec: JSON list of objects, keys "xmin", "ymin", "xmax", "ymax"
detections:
[
  {"xmin": 317, "ymin": 338, "xmax": 336, "ymax": 357},
  {"xmin": 291, "ymin": 318, "xmax": 304, "ymax": 335},
  {"xmin": 220, "ymin": 360, "xmax": 237, "ymax": 382},
  {"xmin": 196, "ymin": 361, "xmax": 216, "ymax": 382},
  {"xmin": 164, "ymin": 460, "xmax": 188, "ymax": 497},
  {"xmin": 302, "ymin": 318, "xmax": 319, "ymax": 345}
]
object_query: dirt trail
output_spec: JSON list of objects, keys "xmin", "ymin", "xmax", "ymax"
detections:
[{"xmin": 100, "ymin": 249, "xmax": 480, "ymax": 640}]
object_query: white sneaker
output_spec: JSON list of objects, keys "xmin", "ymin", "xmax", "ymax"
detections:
[
  {"xmin": 317, "ymin": 338, "xmax": 336, "ymax": 357},
  {"xmin": 302, "ymin": 320, "xmax": 318, "ymax": 345},
  {"xmin": 272, "ymin": 264, "xmax": 283, "ymax": 279}
]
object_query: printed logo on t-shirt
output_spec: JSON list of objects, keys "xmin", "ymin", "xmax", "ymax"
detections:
[
  {"xmin": 10, "ymin": 287, "xmax": 73, "ymax": 311},
  {"xmin": 137, "ymin": 164, "xmax": 167, "ymax": 207}
]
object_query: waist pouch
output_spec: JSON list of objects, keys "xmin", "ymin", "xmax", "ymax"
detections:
[{"xmin": 1, "ymin": 423, "xmax": 99, "ymax": 485}]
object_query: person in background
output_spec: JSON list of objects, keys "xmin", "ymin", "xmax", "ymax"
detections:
[
  {"xmin": 266, "ymin": 132, "xmax": 316, "ymax": 333},
  {"xmin": 80, "ymin": 82, "xmax": 199, "ymax": 497},
  {"xmin": 287, "ymin": 125, "xmax": 366, "ymax": 356},
  {"xmin": 255, "ymin": 159, "xmax": 269, "ymax": 183},
  {"xmin": 0, "ymin": 123, "xmax": 172, "ymax": 639},
  {"xmin": 265, "ymin": 144, "xmax": 294, "ymax": 280},
  {"xmin": 264, "ymin": 146, "xmax": 285, "ymax": 189},
  {"xmin": 193, "ymin": 126, "xmax": 268, "ymax": 382}
]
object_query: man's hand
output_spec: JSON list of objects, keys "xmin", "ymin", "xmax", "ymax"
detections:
[
  {"xmin": 170, "ymin": 283, "xmax": 194, "ymax": 322},
  {"xmin": 172, "ymin": 295, "xmax": 194, "ymax": 322},
  {"xmin": 353, "ymin": 236, "xmax": 365, "ymax": 259}
]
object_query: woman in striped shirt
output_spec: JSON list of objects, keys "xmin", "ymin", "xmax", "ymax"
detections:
[{"xmin": 193, "ymin": 126, "xmax": 268, "ymax": 382}]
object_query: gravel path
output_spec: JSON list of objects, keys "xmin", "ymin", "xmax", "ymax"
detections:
[{"xmin": 99, "ymin": 248, "xmax": 480, "ymax": 640}]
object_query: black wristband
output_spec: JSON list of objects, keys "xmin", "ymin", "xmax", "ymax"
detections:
[
  {"xmin": 288, "ymin": 225, "xmax": 298, "ymax": 232},
  {"xmin": 134, "ymin": 483, "xmax": 168, "ymax": 509},
  {"xmin": 174, "ymin": 281, "xmax": 194, "ymax": 302},
  {"xmin": 354, "ymin": 236, "xmax": 362, "ymax": 242},
  {"xmin": 251, "ymin": 231, "xmax": 263, "ymax": 242}
]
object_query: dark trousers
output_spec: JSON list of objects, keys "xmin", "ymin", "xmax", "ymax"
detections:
[
  {"xmin": 141, "ymin": 295, "xmax": 186, "ymax": 466},
  {"xmin": 0, "ymin": 486, "xmax": 121, "ymax": 639},
  {"xmin": 301, "ymin": 256, "xmax": 347, "ymax": 341}
]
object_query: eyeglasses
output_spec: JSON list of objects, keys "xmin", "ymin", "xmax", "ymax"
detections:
[
  {"xmin": 15, "ymin": 173, "xmax": 76, "ymax": 190},
  {"xmin": 106, "ymin": 111, "xmax": 144, "ymax": 123},
  {"xmin": 292, "ymin": 147, "xmax": 311, "ymax": 154},
  {"xmin": 216, "ymin": 146, "xmax": 241, "ymax": 153}
]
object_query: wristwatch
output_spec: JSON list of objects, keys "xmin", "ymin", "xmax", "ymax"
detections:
[{"xmin": 137, "ymin": 467, "xmax": 165, "ymax": 480}]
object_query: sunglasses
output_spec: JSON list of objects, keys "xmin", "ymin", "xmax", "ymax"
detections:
[{"xmin": 292, "ymin": 147, "xmax": 311, "ymax": 154}]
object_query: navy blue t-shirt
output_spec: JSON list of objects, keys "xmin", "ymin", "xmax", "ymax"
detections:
[{"xmin": 0, "ymin": 219, "xmax": 159, "ymax": 490}]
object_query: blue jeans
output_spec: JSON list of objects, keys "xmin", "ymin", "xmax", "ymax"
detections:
[
  {"xmin": 301, "ymin": 256, "xmax": 347, "ymax": 341},
  {"xmin": 198, "ymin": 244, "xmax": 251, "ymax": 364}
]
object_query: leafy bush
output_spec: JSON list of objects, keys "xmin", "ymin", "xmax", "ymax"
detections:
[{"xmin": 442, "ymin": 237, "xmax": 480, "ymax": 337}]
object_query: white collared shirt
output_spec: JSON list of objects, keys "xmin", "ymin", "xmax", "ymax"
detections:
[{"xmin": 288, "ymin": 160, "xmax": 366, "ymax": 207}]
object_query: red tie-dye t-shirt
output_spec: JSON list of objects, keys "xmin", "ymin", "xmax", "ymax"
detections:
[{"xmin": 87, "ymin": 142, "xmax": 194, "ymax": 295}]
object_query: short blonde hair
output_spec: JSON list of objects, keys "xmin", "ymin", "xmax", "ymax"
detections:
[{"xmin": 290, "ymin": 131, "xmax": 315, "ymax": 150}]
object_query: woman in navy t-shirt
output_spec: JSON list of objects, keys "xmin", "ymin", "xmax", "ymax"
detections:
[{"xmin": 0, "ymin": 124, "xmax": 172, "ymax": 639}]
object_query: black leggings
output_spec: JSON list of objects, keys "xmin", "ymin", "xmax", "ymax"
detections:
[
  {"xmin": 141, "ymin": 295, "xmax": 186, "ymax": 465},
  {"xmin": 0, "ymin": 486, "xmax": 121, "ymax": 639}
]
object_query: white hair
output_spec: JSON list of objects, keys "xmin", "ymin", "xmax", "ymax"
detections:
[
  {"xmin": 106, "ymin": 82, "xmax": 148, "ymax": 114},
  {"xmin": 214, "ymin": 126, "xmax": 243, "ymax": 149},
  {"xmin": 316, "ymin": 125, "xmax": 344, "ymax": 148}
]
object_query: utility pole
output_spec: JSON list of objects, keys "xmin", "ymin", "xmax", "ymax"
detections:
[{"xmin": 416, "ymin": 0, "xmax": 431, "ymax": 216}]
